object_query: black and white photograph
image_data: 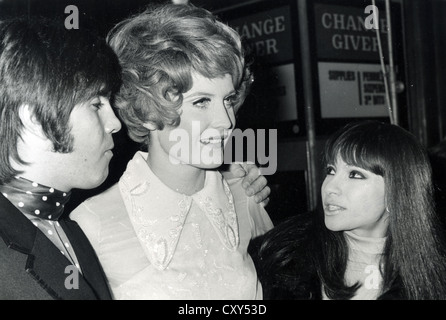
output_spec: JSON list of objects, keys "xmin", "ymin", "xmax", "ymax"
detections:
[{"xmin": 1, "ymin": 0, "xmax": 446, "ymax": 309}]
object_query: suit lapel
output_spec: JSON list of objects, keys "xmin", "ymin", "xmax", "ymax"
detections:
[
  {"xmin": 60, "ymin": 218, "xmax": 112, "ymax": 300},
  {"xmin": 0, "ymin": 194, "xmax": 109, "ymax": 299},
  {"xmin": 25, "ymin": 229, "xmax": 99, "ymax": 300}
]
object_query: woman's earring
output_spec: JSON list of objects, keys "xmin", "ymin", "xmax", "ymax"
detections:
[{"xmin": 385, "ymin": 206, "xmax": 390, "ymax": 213}]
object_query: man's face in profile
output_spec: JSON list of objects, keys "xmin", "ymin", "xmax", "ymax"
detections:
[{"xmin": 47, "ymin": 95, "xmax": 122, "ymax": 191}]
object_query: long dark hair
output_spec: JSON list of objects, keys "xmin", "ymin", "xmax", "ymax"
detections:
[
  {"xmin": 321, "ymin": 121, "xmax": 446, "ymax": 299},
  {"xmin": 257, "ymin": 121, "xmax": 446, "ymax": 299}
]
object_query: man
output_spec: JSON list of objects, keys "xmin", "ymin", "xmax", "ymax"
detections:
[{"xmin": 0, "ymin": 17, "xmax": 269, "ymax": 300}]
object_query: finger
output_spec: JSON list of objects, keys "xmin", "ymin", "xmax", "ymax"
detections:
[
  {"xmin": 229, "ymin": 162, "xmax": 248, "ymax": 178},
  {"xmin": 241, "ymin": 164, "xmax": 261, "ymax": 189},
  {"xmin": 240, "ymin": 161, "xmax": 257, "ymax": 173},
  {"xmin": 254, "ymin": 186, "xmax": 271, "ymax": 204},
  {"xmin": 245, "ymin": 175, "xmax": 268, "ymax": 197},
  {"xmin": 260, "ymin": 196, "xmax": 270, "ymax": 207}
]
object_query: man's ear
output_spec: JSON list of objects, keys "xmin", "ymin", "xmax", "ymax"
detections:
[
  {"xmin": 18, "ymin": 104, "xmax": 46, "ymax": 139},
  {"xmin": 142, "ymin": 121, "xmax": 158, "ymax": 131}
]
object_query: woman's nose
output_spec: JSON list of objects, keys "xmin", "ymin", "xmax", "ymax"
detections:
[
  {"xmin": 322, "ymin": 175, "xmax": 342, "ymax": 196},
  {"xmin": 212, "ymin": 103, "xmax": 234, "ymax": 130}
]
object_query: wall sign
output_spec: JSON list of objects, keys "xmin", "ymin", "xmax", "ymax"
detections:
[
  {"xmin": 314, "ymin": 3, "xmax": 389, "ymax": 62},
  {"xmin": 229, "ymin": 6, "xmax": 293, "ymax": 64},
  {"xmin": 318, "ymin": 62, "xmax": 389, "ymax": 118}
]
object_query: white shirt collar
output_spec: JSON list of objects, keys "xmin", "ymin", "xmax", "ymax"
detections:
[{"xmin": 118, "ymin": 151, "xmax": 239, "ymax": 270}]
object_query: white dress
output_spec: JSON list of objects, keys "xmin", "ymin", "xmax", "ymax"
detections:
[{"xmin": 71, "ymin": 151, "xmax": 273, "ymax": 300}]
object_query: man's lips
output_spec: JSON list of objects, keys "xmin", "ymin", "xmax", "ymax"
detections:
[{"xmin": 104, "ymin": 144, "xmax": 114, "ymax": 154}]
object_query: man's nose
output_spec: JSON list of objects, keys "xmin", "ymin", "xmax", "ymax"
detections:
[{"xmin": 102, "ymin": 100, "xmax": 122, "ymax": 134}]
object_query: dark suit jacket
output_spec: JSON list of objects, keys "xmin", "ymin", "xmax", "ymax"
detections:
[{"xmin": 0, "ymin": 194, "xmax": 112, "ymax": 300}]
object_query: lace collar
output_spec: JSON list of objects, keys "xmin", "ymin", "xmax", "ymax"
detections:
[{"xmin": 118, "ymin": 151, "xmax": 239, "ymax": 270}]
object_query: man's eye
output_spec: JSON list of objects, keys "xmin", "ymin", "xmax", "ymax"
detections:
[{"xmin": 92, "ymin": 102, "xmax": 103, "ymax": 110}]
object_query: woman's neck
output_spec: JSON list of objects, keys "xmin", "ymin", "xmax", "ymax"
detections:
[
  {"xmin": 146, "ymin": 148, "xmax": 205, "ymax": 196},
  {"xmin": 344, "ymin": 230, "xmax": 386, "ymax": 255}
]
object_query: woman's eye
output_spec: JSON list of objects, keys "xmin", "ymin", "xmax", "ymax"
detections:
[
  {"xmin": 224, "ymin": 95, "xmax": 237, "ymax": 109},
  {"xmin": 349, "ymin": 170, "xmax": 365, "ymax": 179},
  {"xmin": 192, "ymin": 97, "xmax": 211, "ymax": 109},
  {"xmin": 326, "ymin": 166, "xmax": 335, "ymax": 175}
]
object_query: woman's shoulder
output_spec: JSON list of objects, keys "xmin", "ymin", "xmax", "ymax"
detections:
[
  {"xmin": 223, "ymin": 174, "xmax": 274, "ymax": 236},
  {"xmin": 69, "ymin": 183, "xmax": 125, "ymax": 244},
  {"xmin": 249, "ymin": 212, "xmax": 320, "ymax": 299},
  {"xmin": 249, "ymin": 212, "xmax": 315, "ymax": 264},
  {"xmin": 70, "ymin": 183, "xmax": 123, "ymax": 218}
]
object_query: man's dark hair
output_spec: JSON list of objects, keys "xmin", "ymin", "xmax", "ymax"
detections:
[{"xmin": 0, "ymin": 17, "xmax": 121, "ymax": 183}]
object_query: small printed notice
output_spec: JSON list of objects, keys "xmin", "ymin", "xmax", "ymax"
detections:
[{"xmin": 318, "ymin": 62, "xmax": 388, "ymax": 119}]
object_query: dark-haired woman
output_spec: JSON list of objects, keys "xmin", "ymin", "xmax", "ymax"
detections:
[{"xmin": 251, "ymin": 120, "xmax": 446, "ymax": 300}]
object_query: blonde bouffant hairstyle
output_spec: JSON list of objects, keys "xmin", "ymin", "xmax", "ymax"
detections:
[{"xmin": 107, "ymin": 3, "xmax": 253, "ymax": 144}]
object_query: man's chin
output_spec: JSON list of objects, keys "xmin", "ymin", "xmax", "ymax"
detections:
[{"xmin": 79, "ymin": 171, "xmax": 109, "ymax": 190}]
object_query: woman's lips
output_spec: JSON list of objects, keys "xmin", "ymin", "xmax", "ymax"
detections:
[{"xmin": 324, "ymin": 204, "xmax": 346, "ymax": 215}]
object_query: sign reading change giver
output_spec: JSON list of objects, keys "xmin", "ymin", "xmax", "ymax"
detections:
[
  {"xmin": 229, "ymin": 6, "xmax": 293, "ymax": 64},
  {"xmin": 314, "ymin": 3, "xmax": 389, "ymax": 61}
]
